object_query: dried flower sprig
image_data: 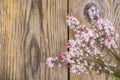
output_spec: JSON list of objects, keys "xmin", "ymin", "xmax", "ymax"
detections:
[{"xmin": 46, "ymin": 3, "xmax": 120, "ymax": 79}]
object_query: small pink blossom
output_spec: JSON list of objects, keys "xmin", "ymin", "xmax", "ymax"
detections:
[
  {"xmin": 66, "ymin": 13, "xmax": 80, "ymax": 29},
  {"xmin": 68, "ymin": 12, "xmax": 73, "ymax": 17},
  {"xmin": 105, "ymin": 35, "xmax": 112, "ymax": 43},
  {"xmin": 70, "ymin": 65, "xmax": 88, "ymax": 74},
  {"xmin": 89, "ymin": 45, "xmax": 95, "ymax": 50},
  {"xmin": 82, "ymin": 27, "xmax": 88, "ymax": 33},
  {"xmin": 58, "ymin": 52, "xmax": 71, "ymax": 62},
  {"xmin": 67, "ymin": 40, "xmax": 76, "ymax": 48},
  {"xmin": 46, "ymin": 57, "xmax": 56, "ymax": 67}
]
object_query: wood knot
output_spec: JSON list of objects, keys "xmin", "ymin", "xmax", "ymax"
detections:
[{"xmin": 83, "ymin": 2, "xmax": 100, "ymax": 25}]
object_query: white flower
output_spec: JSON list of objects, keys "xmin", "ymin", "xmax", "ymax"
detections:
[
  {"xmin": 70, "ymin": 65, "xmax": 77, "ymax": 73},
  {"xmin": 66, "ymin": 12, "xmax": 80, "ymax": 29},
  {"xmin": 70, "ymin": 65, "xmax": 87, "ymax": 74},
  {"xmin": 46, "ymin": 57, "xmax": 56, "ymax": 67},
  {"xmin": 67, "ymin": 40, "xmax": 76, "ymax": 48}
]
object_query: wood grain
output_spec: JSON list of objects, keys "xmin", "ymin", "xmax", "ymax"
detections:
[
  {"xmin": 69, "ymin": 0, "xmax": 120, "ymax": 80},
  {"xmin": 0, "ymin": 0, "xmax": 119, "ymax": 80},
  {"xmin": 0, "ymin": 0, "xmax": 68, "ymax": 80}
]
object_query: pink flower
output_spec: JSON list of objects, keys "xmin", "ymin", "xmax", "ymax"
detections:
[
  {"xmin": 67, "ymin": 42, "xmax": 71, "ymax": 48},
  {"xmin": 67, "ymin": 40, "xmax": 76, "ymax": 48},
  {"xmin": 89, "ymin": 45, "xmax": 95, "ymax": 50},
  {"xmin": 46, "ymin": 57, "xmax": 56, "ymax": 67},
  {"xmin": 96, "ymin": 19, "xmax": 104, "ymax": 25},
  {"xmin": 70, "ymin": 65, "xmax": 78, "ymax": 73},
  {"xmin": 68, "ymin": 12, "xmax": 73, "ymax": 17},
  {"xmin": 70, "ymin": 65, "xmax": 87, "ymax": 74},
  {"xmin": 105, "ymin": 35, "xmax": 111, "ymax": 43},
  {"xmin": 58, "ymin": 52, "xmax": 71, "ymax": 62},
  {"xmin": 66, "ymin": 13, "xmax": 80, "ymax": 29},
  {"xmin": 82, "ymin": 27, "xmax": 88, "ymax": 33},
  {"xmin": 105, "ymin": 37, "xmax": 116, "ymax": 48}
]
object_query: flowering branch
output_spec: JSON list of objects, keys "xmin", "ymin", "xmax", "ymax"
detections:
[{"xmin": 46, "ymin": 2, "xmax": 120, "ymax": 79}]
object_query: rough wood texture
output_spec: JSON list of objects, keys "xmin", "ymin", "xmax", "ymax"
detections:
[
  {"xmin": 0, "ymin": 0, "xmax": 120, "ymax": 80},
  {"xmin": 69, "ymin": 0, "xmax": 120, "ymax": 80},
  {"xmin": 0, "ymin": 0, "xmax": 68, "ymax": 80}
]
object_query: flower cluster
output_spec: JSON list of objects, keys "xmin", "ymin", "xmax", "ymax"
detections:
[
  {"xmin": 94, "ymin": 18, "xmax": 116, "ymax": 48},
  {"xmin": 46, "ymin": 57, "xmax": 58, "ymax": 67},
  {"xmin": 46, "ymin": 3, "xmax": 120, "ymax": 79}
]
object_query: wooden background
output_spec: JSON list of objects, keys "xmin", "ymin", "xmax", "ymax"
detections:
[{"xmin": 0, "ymin": 0, "xmax": 119, "ymax": 80}]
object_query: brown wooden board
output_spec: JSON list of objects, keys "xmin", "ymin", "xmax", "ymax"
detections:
[
  {"xmin": 0, "ymin": 0, "xmax": 68, "ymax": 80},
  {"xmin": 69, "ymin": 0, "xmax": 120, "ymax": 80},
  {"xmin": 0, "ymin": 0, "xmax": 120, "ymax": 80}
]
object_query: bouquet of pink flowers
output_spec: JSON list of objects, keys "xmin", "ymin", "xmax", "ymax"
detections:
[{"xmin": 46, "ymin": 3, "xmax": 120, "ymax": 79}]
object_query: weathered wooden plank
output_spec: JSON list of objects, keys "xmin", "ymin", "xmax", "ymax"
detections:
[
  {"xmin": 41, "ymin": 0, "xmax": 68, "ymax": 80},
  {"xmin": 0, "ymin": 0, "xmax": 68, "ymax": 80},
  {"xmin": 69, "ymin": 0, "xmax": 120, "ymax": 80}
]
